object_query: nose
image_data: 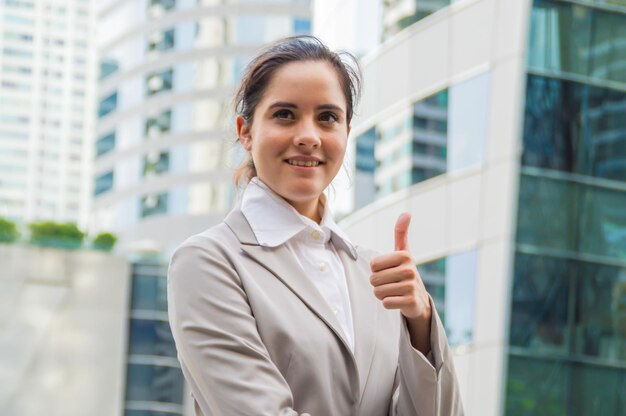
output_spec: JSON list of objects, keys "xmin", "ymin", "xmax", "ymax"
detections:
[{"xmin": 294, "ymin": 120, "xmax": 321, "ymax": 149}]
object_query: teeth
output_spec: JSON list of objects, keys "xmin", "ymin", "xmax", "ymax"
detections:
[{"xmin": 287, "ymin": 160, "xmax": 320, "ymax": 167}]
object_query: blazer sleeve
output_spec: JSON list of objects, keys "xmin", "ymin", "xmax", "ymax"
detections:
[
  {"xmin": 389, "ymin": 296, "xmax": 465, "ymax": 416},
  {"xmin": 167, "ymin": 238, "xmax": 309, "ymax": 416}
]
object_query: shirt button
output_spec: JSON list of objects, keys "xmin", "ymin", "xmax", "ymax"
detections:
[
  {"xmin": 318, "ymin": 262, "xmax": 327, "ymax": 272},
  {"xmin": 311, "ymin": 230, "xmax": 321, "ymax": 240},
  {"xmin": 333, "ymin": 309, "xmax": 339, "ymax": 315}
]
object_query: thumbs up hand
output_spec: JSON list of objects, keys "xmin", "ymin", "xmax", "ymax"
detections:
[{"xmin": 369, "ymin": 213, "xmax": 432, "ymax": 353}]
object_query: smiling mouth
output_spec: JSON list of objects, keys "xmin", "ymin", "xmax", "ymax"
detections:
[{"xmin": 286, "ymin": 159, "xmax": 322, "ymax": 167}]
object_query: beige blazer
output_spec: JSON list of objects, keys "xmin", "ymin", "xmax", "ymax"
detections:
[{"xmin": 167, "ymin": 208, "xmax": 463, "ymax": 416}]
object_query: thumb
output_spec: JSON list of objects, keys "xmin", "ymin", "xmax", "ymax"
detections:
[{"xmin": 394, "ymin": 212, "xmax": 411, "ymax": 251}]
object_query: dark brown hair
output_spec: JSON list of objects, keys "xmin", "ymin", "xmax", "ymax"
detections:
[{"xmin": 233, "ymin": 35, "xmax": 361, "ymax": 184}]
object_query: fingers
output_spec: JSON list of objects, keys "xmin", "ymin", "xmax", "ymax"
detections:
[
  {"xmin": 370, "ymin": 264, "xmax": 417, "ymax": 286},
  {"xmin": 394, "ymin": 212, "xmax": 411, "ymax": 252},
  {"xmin": 370, "ymin": 250, "xmax": 412, "ymax": 272},
  {"xmin": 372, "ymin": 281, "xmax": 415, "ymax": 301}
]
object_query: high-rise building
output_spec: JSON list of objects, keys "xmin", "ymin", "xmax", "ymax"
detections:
[
  {"xmin": 93, "ymin": 0, "xmax": 312, "ymax": 254},
  {"xmin": 0, "ymin": 0, "xmax": 97, "ymax": 228},
  {"xmin": 316, "ymin": 0, "xmax": 626, "ymax": 415}
]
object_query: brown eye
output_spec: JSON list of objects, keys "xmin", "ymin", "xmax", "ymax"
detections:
[
  {"xmin": 273, "ymin": 109, "xmax": 294, "ymax": 120},
  {"xmin": 319, "ymin": 112, "xmax": 338, "ymax": 123}
]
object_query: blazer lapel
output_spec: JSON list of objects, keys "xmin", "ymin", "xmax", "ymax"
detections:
[
  {"xmin": 224, "ymin": 209, "xmax": 354, "ymax": 355},
  {"xmin": 338, "ymin": 247, "xmax": 378, "ymax": 399}
]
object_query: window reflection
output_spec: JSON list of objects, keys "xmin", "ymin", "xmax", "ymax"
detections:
[
  {"xmin": 125, "ymin": 363, "xmax": 184, "ymax": 403},
  {"xmin": 509, "ymin": 253, "xmax": 569, "ymax": 352},
  {"xmin": 131, "ymin": 274, "xmax": 168, "ymax": 311},
  {"xmin": 529, "ymin": 0, "xmax": 626, "ymax": 85},
  {"xmin": 575, "ymin": 264, "xmax": 626, "ymax": 361},
  {"xmin": 418, "ymin": 251, "xmax": 476, "ymax": 346},
  {"xmin": 129, "ymin": 319, "xmax": 177, "ymax": 357},
  {"xmin": 517, "ymin": 174, "xmax": 626, "ymax": 261},
  {"xmin": 523, "ymin": 74, "xmax": 626, "ymax": 182},
  {"xmin": 506, "ymin": 355, "xmax": 626, "ymax": 415},
  {"xmin": 447, "ymin": 72, "xmax": 489, "ymax": 172}
]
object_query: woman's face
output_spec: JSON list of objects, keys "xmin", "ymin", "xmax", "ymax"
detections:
[{"xmin": 237, "ymin": 60, "xmax": 350, "ymax": 221}]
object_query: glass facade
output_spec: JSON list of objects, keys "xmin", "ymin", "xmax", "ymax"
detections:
[
  {"xmin": 124, "ymin": 263, "xmax": 184, "ymax": 416},
  {"xmin": 506, "ymin": 1, "xmax": 626, "ymax": 414},
  {"xmin": 383, "ymin": 0, "xmax": 450, "ymax": 40},
  {"xmin": 145, "ymin": 109, "xmax": 172, "ymax": 138},
  {"xmin": 418, "ymin": 250, "xmax": 477, "ymax": 346},
  {"xmin": 141, "ymin": 193, "xmax": 168, "ymax": 218},
  {"xmin": 98, "ymin": 92, "xmax": 118, "ymax": 118},
  {"xmin": 94, "ymin": 171, "xmax": 114, "ymax": 196},
  {"xmin": 146, "ymin": 69, "xmax": 173, "ymax": 96},
  {"xmin": 148, "ymin": 29, "xmax": 175, "ymax": 52},
  {"xmin": 355, "ymin": 89, "xmax": 447, "ymax": 206},
  {"xmin": 96, "ymin": 132, "xmax": 116, "ymax": 157},
  {"xmin": 143, "ymin": 152, "xmax": 170, "ymax": 177},
  {"xmin": 528, "ymin": 0, "xmax": 626, "ymax": 85}
]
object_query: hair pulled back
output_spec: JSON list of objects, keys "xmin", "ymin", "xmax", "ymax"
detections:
[{"xmin": 233, "ymin": 35, "xmax": 361, "ymax": 185}]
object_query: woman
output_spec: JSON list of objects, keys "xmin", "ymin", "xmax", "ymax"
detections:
[{"xmin": 168, "ymin": 35, "xmax": 463, "ymax": 415}]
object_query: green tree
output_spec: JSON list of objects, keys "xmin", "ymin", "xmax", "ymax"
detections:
[
  {"xmin": 0, "ymin": 218, "xmax": 20, "ymax": 243},
  {"xmin": 92, "ymin": 232, "xmax": 117, "ymax": 251},
  {"xmin": 28, "ymin": 221, "xmax": 85, "ymax": 249}
]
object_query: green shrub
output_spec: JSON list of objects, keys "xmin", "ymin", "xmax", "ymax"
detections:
[
  {"xmin": 0, "ymin": 218, "xmax": 20, "ymax": 243},
  {"xmin": 92, "ymin": 232, "xmax": 117, "ymax": 251},
  {"xmin": 28, "ymin": 221, "xmax": 85, "ymax": 249}
]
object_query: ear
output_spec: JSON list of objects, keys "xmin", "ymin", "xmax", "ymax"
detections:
[{"xmin": 236, "ymin": 115, "xmax": 252, "ymax": 151}]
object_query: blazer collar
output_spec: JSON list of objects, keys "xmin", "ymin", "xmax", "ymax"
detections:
[{"xmin": 224, "ymin": 207, "xmax": 378, "ymax": 399}]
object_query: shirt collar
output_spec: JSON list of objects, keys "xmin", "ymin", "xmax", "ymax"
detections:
[{"xmin": 240, "ymin": 177, "xmax": 357, "ymax": 258}]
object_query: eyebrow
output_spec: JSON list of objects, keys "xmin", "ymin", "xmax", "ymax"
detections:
[{"xmin": 268, "ymin": 101, "xmax": 345, "ymax": 114}]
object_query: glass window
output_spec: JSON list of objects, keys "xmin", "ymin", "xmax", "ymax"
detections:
[
  {"xmin": 418, "ymin": 251, "xmax": 477, "ymax": 346},
  {"xmin": 509, "ymin": 253, "xmax": 570, "ymax": 353},
  {"xmin": 131, "ymin": 274, "xmax": 168, "ymax": 312},
  {"xmin": 141, "ymin": 193, "xmax": 168, "ymax": 218},
  {"xmin": 148, "ymin": 29, "xmax": 175, "ymax": 52},
  {"xmin": 99, "ymin": 59, "xmax": 119, "ymax": 80},
  {"xmin": 522, "ymin": 74, "xmax": 626, "ymax": 182},
  {"xmin": 517, "ymin": 174, "xmax": 626, "ymax": 261},
  {"xmin": 98, "ymin": 92, "xmax": 118, "ymax": 118},
  {"xmin": 419, "ymin": 257, "xmax": 446, "ymax": 323},
  {"xmin": 447, "ymin": 72, "xmax": 489, "ymax": 172},
  {"xmin": 505, "ymin": 355, "xmax": 567, "ymax": 416},
  {"xmin": 94, "ymin": 171, "xmax": 114, "ymax": 196},
  {"xmin": 383, "ymin": 0, "xmax": 450, "ymax": 40},
  {"xmin": 529, "ymin": 0, "xmax": 626, "ymax": 86},
  {"xmin": 96, "ymin": 132, "xmax": 116, "ymax": 157},
  {"xmin": 445, "ymin": 251, "xmax": 477, "ymax": 346},
  {"xmin": 128, "ymin": 319, "xmax": 177, "ymax": 357},
  {"xmin": 148, "ymin": 0, "xmax": 175, "ymax": 18},
  {"xmin": 506, "ymin": 355, "xmax": 626, "ymax": 415},
  {"xmin": 412, "ymin": 89, "xmax": 448, "ymax": 181},
  {"xmin": 145, "ymin": 109, "xmax": 172, "ymax": 138},
  {"xmin": 146, "ymin": 69, "xmax": 173, "ymax": 96},
  {"xmin": 142, "ymin": 152, "xmax": 170, "ymax": 177},
  {"xmin": 574, "ymin": 263, "xmax": 626, "ymax": 362},
  {"xmin": 125, "ymin": 364, "xmax": 184, "ymax": 404}
]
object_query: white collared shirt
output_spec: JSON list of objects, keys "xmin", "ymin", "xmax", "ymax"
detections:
[{"xmin": 241, "ymin": 177, "xmax": 356, "ymax": 351}]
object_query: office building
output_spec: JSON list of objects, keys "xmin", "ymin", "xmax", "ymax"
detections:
[
  {"xmin": 0, "ymin": 0, "xmax": 97, "ymax": 228},
  {"xmin": 93, "ymin": 0, "xmax": 312, "ymax": 254},
  {"xmin": 324, "ymin": 0, "xmax": 626, "ymax": 415}
]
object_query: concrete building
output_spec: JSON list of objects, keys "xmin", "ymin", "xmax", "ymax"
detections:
[
  {"xmin": 318, "ymin": 0, "xmax": 626, "ymax": 415},
  {"xmin": 0, "ymin": 0, "xmax": 97, "ymax": 229},
  {"xmin": 93, "ymin": 0, "xmax": 312, "ymax": 254}
]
